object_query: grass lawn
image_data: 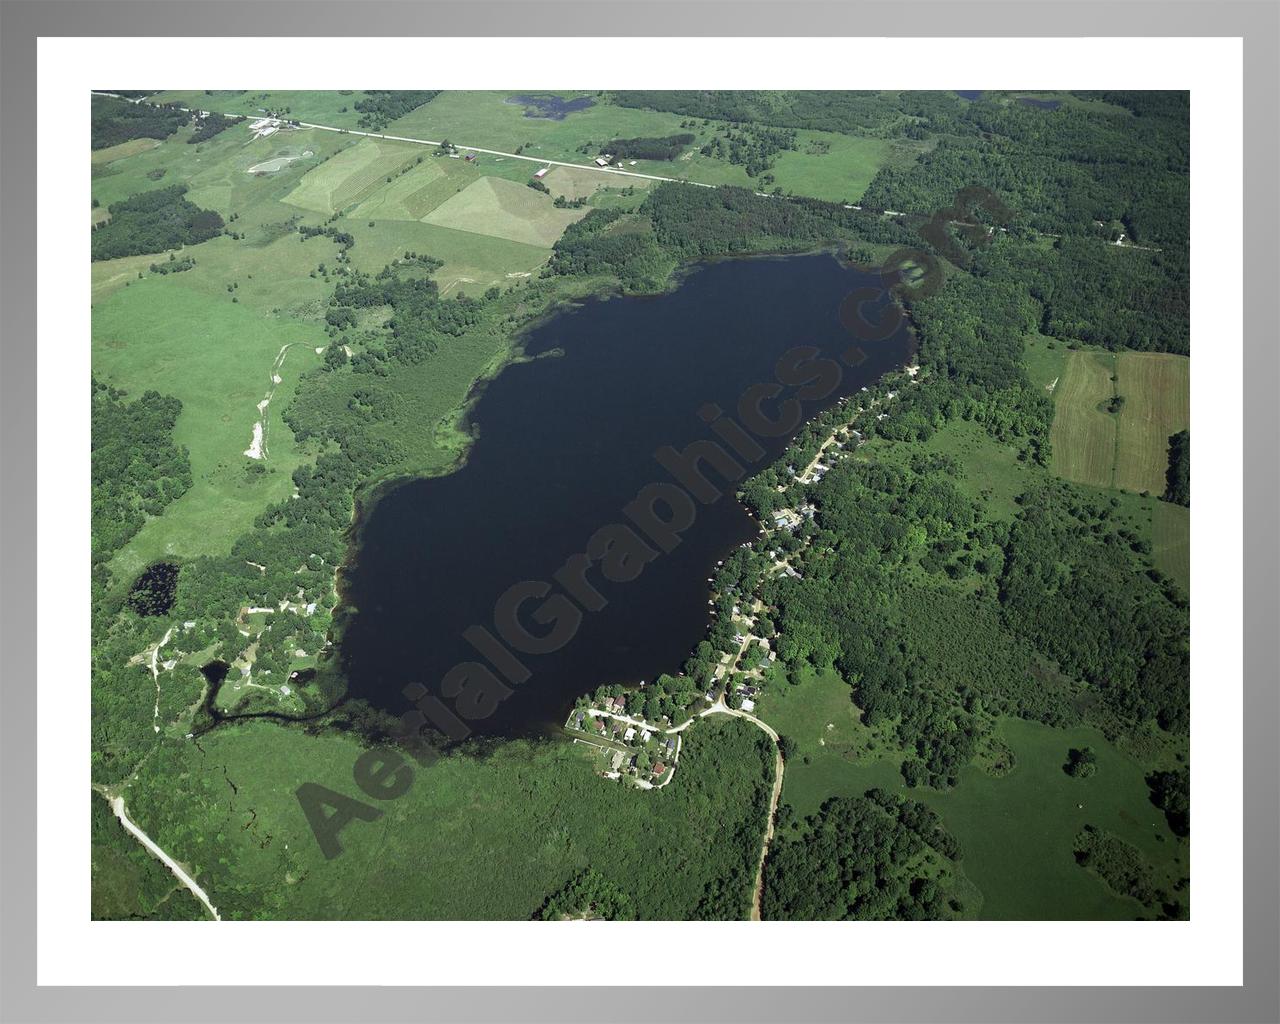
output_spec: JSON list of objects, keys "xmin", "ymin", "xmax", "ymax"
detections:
[
  {"xmin": 92, "ymin": 280, "xmax": 324, "ymax": 578},
  {"xmin": 423, "ymin": 175, "xmax": 589, "ymax": 247}
]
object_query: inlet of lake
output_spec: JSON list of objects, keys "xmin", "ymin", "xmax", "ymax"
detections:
[{"xmin": 337, "ymin": 252, "xmax": 914, "ymax": 739}]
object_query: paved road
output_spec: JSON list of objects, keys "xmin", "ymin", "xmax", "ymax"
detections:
[{"xmin": 90, "ymin": 92, "xmax": 712, "ymax": 189}]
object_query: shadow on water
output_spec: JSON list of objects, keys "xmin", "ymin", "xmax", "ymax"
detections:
[{"xmin": 338, "ymin": 252, "xmax": 914, "ymax": 740}]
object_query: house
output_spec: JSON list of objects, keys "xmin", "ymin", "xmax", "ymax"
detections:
[
  {"xmin": 741, "ymin": 699, "xmax": 756, "ymax": 712},
  {"xmin": 615, "ymin": 696, "xmax": 626, "ymax": 712},
  {"xmin": 652, "ymin": 762, "xmax": 667, "ymax": 776},
  {"xmin": 624, "ymin": 727, "xmax": 637, "ymax": 742}
]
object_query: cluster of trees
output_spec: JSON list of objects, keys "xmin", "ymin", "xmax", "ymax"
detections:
[
  {"xmin": 187, "ymin": 112, "xmax": 244, "ymax": 144},
  {"xmin": 91, "ymin": 95, "xmax": 189, "ymax": 149},
  {"xmin": 603, "ymin": 133, "xmax": 695, "ymax": 162},
  {"xmin": 1147, "ymin": 768, "xmax": 1189, "ymax": 837},
  {"xmin": 610, "ymin": 90, "xmax": 961, "ymax": 139},
  {"xmin": 327, "ymin": 265, "xmax": 484, "ymax": 362},
  {"xmin": 148, "ymin": 254, "xmax": 197, "ymax": 275},
  {"xmin": 352, "ymin": 90, "xmax": 440, "ymax": 131},
  {"xmin": 1164, "ymin": 430, "xmax": 1190, "ymax": 506},
  {"xmin": 699, "ymin": 124, "xmax": 797, "ymax": 177},
  {"xmin": 997, "ymin": 481, "xmax": 1189, "ymax": 733},
  {"xmin": 91, "ymin": 380, "xmax": 191, "ymax": 563},
  {"xmin": 1063, "ymin": 746, "xmax": 1099, "ymax": 778},
  {"xmin": 547, "ymin": 208, "xmax": 671, "ymax": 291},
  {"xmin": 1073, "ymin": 825, "xmax": 1180, "ymax": 916},
  {"xmin": 534, "ymin": 868, "xmax": 635, "ymax": 920},
  {"xmin": 762, "ymin": 790, "xmax": 964, "ymax": 920},
  {"xmin": 643, "ymin": 182, "xmax": 916, "ymax": 260},
  {"xmin": 299, "ymin": 223, "xmax": 355, "ymax": 251},
  {"xmin": 91, "ymin": 184, "xmax": 224, "ymax": 261}
]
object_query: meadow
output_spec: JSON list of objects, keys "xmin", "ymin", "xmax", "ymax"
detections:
[
  {"xmin": 92, "ymin": 278, "xmax": 324, "ymax": 578},
  {"xmin": 123, "ymin": 713, "xmax": 774, "ymax": 920},
  {"xmin": 759, "ymin": 668, "xmax": 1187, "ymax": 920}
]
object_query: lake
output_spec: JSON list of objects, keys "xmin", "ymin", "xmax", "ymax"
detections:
[
  {"xmin": 337, "ymin": 252, "xmax": 914, "ymax": 739},
  {"xmin": 507, "ymin": 94, "xmax": 596, "ymax": 120}
]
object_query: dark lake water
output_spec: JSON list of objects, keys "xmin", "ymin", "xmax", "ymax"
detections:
[
  {"xmin": 507, "ymin": 94, "xmax": 595, "ymax": 120},
  {"xmin": 955, "ymin": 90, "xmax": 984, "ymax": 101},
  {"xmin": 338, "ymin": 253, "xmax": 914, "ymax": 739}
]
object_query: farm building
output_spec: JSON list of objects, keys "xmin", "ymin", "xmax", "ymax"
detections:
[{"xmin": 533, "ymin": 167, "xmax": 549, "ymax": 178}]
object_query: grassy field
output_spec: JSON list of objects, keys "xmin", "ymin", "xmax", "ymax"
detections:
[
  {"xmin": 757, "ymin": 668, "xmax": 1186, "ymax": 920},
  {"xmin": 149, "ymin": 90, "xmax": 372, "ymax": 130},
  {"xmin": 124, "ymin": 713, "xmax": 773, "ymax": 920},
  {"xmin": 91, "ymin": 137, "xmax": 163, "ymax": 165},
  {"xmin": 344, "ymin": 220, "xmax": 551, "ymax": 295},
  {"xmin": 92, "ymin": 279, "xmax": 324, "ymax": 577},
  {"xmin": 1049, "ymin": 350, "xmax": 1190, "ymax": 495},
  {"xmin": 423, "ymin": 176, "xmax": 589, "ymax": 247},
  {"xmin": 541, "ymin": 162, "xmax": 651, "ymax": 201},
  {"xmin": 382, "ymin": 91, "xmax": 905, "ymax": 204}
]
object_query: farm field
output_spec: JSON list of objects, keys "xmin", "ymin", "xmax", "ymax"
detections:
[
  {"xmin": 283, "ymin": 138, "xmax": 421, "ymax": 215},
  {"xmin": 423, "ymin": 175, "xmax": 590, "ymax": 247},
  {"xmin": 1049, "ymin": 349, "xmax": 1190, "ymax": 495},
  {"xmin": 758, "ymin": 669, "xmax": 1186, "ymax": 920},
  {"xmin": 1049, "ymin": 350, "xmax": 1119, "ymax": 488},
  {"xmin": 92, "ymin": 279, "xmax": 324, "ymax": 578},
  {"xmin": 1112, "ymin": 353, "xmax": 1192, "ymax": 494}
]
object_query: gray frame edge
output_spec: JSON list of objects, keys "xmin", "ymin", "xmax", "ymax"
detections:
[{"xmin": 0, "ymin": 2, "xmax": 1275, "ymax": 1022}]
